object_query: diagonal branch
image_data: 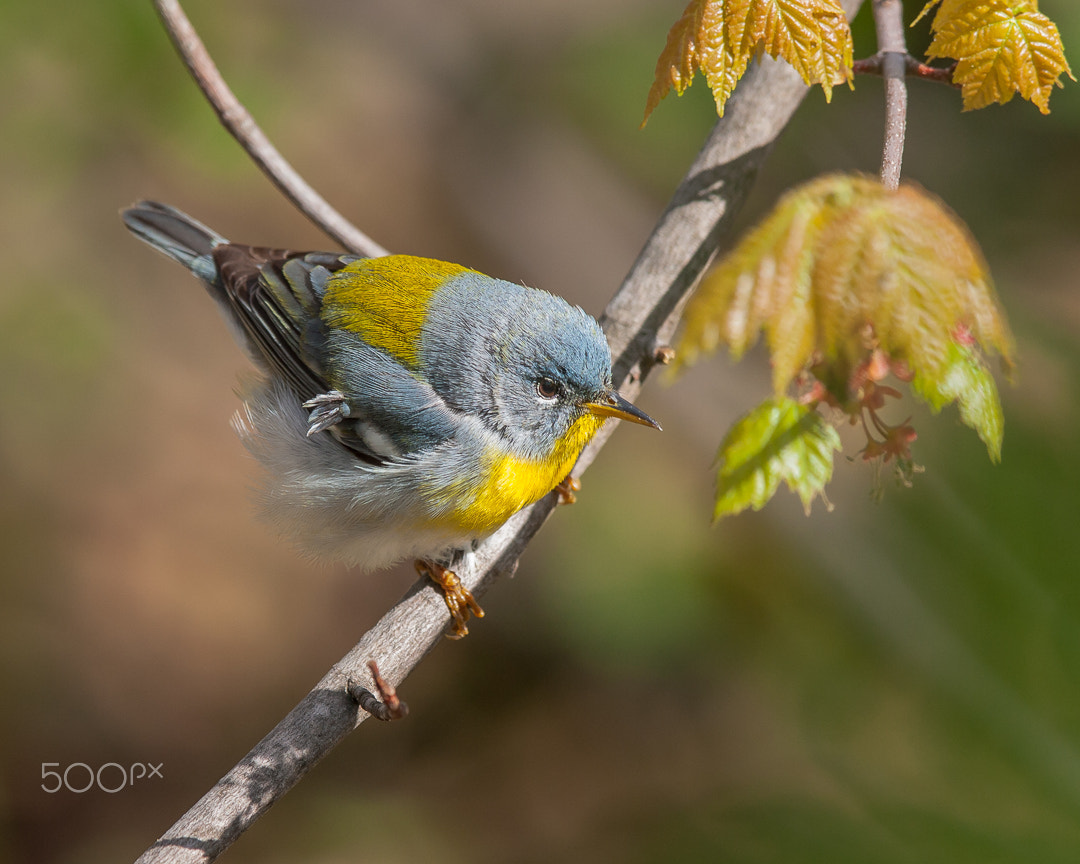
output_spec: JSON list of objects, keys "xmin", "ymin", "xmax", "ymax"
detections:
[
  {"xmin": 153, "ymin": 0, "xmax": 388, "ymax": 258},
  {"xmin": 134, "ymin": 2, "xmax": 864, "ymax": 861}
]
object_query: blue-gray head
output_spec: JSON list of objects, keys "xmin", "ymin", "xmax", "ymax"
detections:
[{"xmin": 419, "ymin": 272, "xmax": 659, "ymax": 460}]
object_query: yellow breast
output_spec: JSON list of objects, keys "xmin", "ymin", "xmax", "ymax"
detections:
[{"xmin": 444, "ymin": 412, "xmax": 606, "ymax": 535}]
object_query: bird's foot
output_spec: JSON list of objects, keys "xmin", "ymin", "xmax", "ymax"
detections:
[
  {"xmin": 416, "ymin": 559, "xmax": 484, "ymax": 639},
  {"xmin": 554, "ymin": 475, "xmax": 581, "ymax": 506},
  {"xmin": 303, "ymin": 390, "xmax": 350, "ymax": 436}
]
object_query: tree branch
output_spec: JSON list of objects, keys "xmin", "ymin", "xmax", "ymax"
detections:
[
  {"xmin": 134, "ymin": 2, "xmax": 864, "ymax": 861},
  {"xmin": 152, "ymin": 0, "xmax": 388, "ymax": 258},
  {"xmin": 870, "ymin": 0, "xmax": 909, "ymax": 190}
]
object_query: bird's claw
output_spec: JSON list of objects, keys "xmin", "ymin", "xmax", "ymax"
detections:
[
  {"xmin": 303, "ymin": 390, "xmax": 350, "ymax": 436},
  {"xmin": 555, "ymin": 475, "xmax": 581, "ymax": 506},
  {"xmin": 416, "ymin": 559, "xmax": 484, "ymax": 639}
]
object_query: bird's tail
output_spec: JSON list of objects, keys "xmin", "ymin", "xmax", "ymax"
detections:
[{"xmin": 121, "ymin": 200, "xmax": 227, "ymax": 285}]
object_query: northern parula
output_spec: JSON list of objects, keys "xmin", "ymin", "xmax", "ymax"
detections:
[{"xmin": 122, "ymin": 201, "xmax": 659, "ymax": 636}]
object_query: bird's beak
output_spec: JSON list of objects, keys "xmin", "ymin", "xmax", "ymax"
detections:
[{"xmin": 583, "ymin": 390, "xmax": 662, "ymax": 430}]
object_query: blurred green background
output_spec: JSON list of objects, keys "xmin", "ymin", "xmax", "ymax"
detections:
[{"xmin": 2, "ymin": 0, "xmax": 1080, "ymax": 861}]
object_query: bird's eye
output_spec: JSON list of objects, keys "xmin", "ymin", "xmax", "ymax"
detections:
[{"xmin": 536, "ymin": 377, "xmax": 560, "ymax": 400}]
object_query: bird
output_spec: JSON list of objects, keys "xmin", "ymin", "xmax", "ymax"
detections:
[{"xmin": 121, "ymin": 201, "xmax": 660, "ymax": 637}]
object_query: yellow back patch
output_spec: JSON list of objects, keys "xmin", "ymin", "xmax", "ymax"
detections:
[{"xmin": 322, "ymin": 255, "xmax": 474, "ymax": 368}]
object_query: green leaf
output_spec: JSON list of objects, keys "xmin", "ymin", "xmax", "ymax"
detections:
[
  {"xmin": 714, "ymin": 397, "xmax": 842, "ymax": 519},
  {"xmin": 911, "ymin": 340, "xmax": 1004, "ymax": 462}
]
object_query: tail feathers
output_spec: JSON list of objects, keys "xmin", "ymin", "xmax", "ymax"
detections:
[{"xmin": 121, "ymin": 201, "xmax": 227, "ymax": 284}]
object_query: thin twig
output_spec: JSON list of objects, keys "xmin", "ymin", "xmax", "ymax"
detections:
[
  {"xmin": 349, "ymin": 661, "xmax": 409, "ymax": 721},
  {"xmin": 133, "ymin": 2, "xmax": 865, "ymax": 861},
  {"xmin": 909, "ymin": 58, "xmax": 958, "ymax": 86},
  {"xmin": 871, "ymin": 0, "xmax": 909, "ymax": 190},
  {"xmin": 152, "ymin": 0, "xmax": 388, "ymax": 257},
  {"xmin": 853, "ymin": 54, "xmax": 958, "ymax": 87}
]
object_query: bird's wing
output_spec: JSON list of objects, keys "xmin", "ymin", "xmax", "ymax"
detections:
[
  {"xmin": 212, "ymin": 244, "xmax": 360, "ymax": 402},
  {"xmin": 318, "ymin": 329, "xmax": 462, "ymax": 460},
  {"xmin": 212, "ymin": 245, "xmax": 463, "ymax": 463}
]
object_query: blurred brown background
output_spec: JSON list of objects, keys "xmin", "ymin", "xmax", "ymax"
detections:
[{"xmin": 3, "ymin": 0, "xmax": 1080, "ymax": 861}]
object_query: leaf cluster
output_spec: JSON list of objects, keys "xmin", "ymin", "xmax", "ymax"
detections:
[
  {"xmin": 645, "ymin": 0, "xmax": 1074, "ymax": 120},
  {"xmin": 643, "ymin": 0, "xmax": 853, "ymax": 124},
  {"xmin": 675, "ymin": 174, "xmax": 1015, "ymax": 517}
]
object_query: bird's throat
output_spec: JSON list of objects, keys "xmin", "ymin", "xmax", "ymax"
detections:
[{"xmin": 447, "ymin": 413, "xmax": 605, "ymax": 534}]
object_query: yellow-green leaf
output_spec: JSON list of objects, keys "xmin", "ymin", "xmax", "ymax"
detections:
[
  {"xmin": 911, "ymin": 339, "xmax": 1005, "ymax": 461},
  {"xmin": 677, "ymin": 173, "xmax": 1014, "ymax": 399},
  {"xmin": 922, "ymin": 0, "xmax": 1075, "ymax": 113},
  {"xmin": 714, "ymin": 396, "xmax": 841, "ymax": 518},
  {"xmin": 677, "ymin": 173, "xmax": 862, "ymax": 392},
  {"xmin": 814, "ymin": 179, "xmax": 1012, "ymax": 381},
  {"xmin": 643, "ymin": 0, "xmax": 853, "ymax": 124},
  {"xmin": 752, "ymin": 0, "xmax": 853, "ymax": 100},
  {"xmin": 643, "ymin": 0, "xmax": 711, "ymax": 121}
]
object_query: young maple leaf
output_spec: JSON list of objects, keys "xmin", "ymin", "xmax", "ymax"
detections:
[
  {"xmin": 713, "ymin": 397, "xmax": 841, "ymax": 519},
  {"xmin": 919, "ymin": 0, "xmax": 1075, "ymax": 113},
  {"xmin": 675, "ymin": 173, "xmax": 1015, "ymax": 462},
  {"xmin": 643, "ymin": 0, "xmax": 853, "ymax": 125}
]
